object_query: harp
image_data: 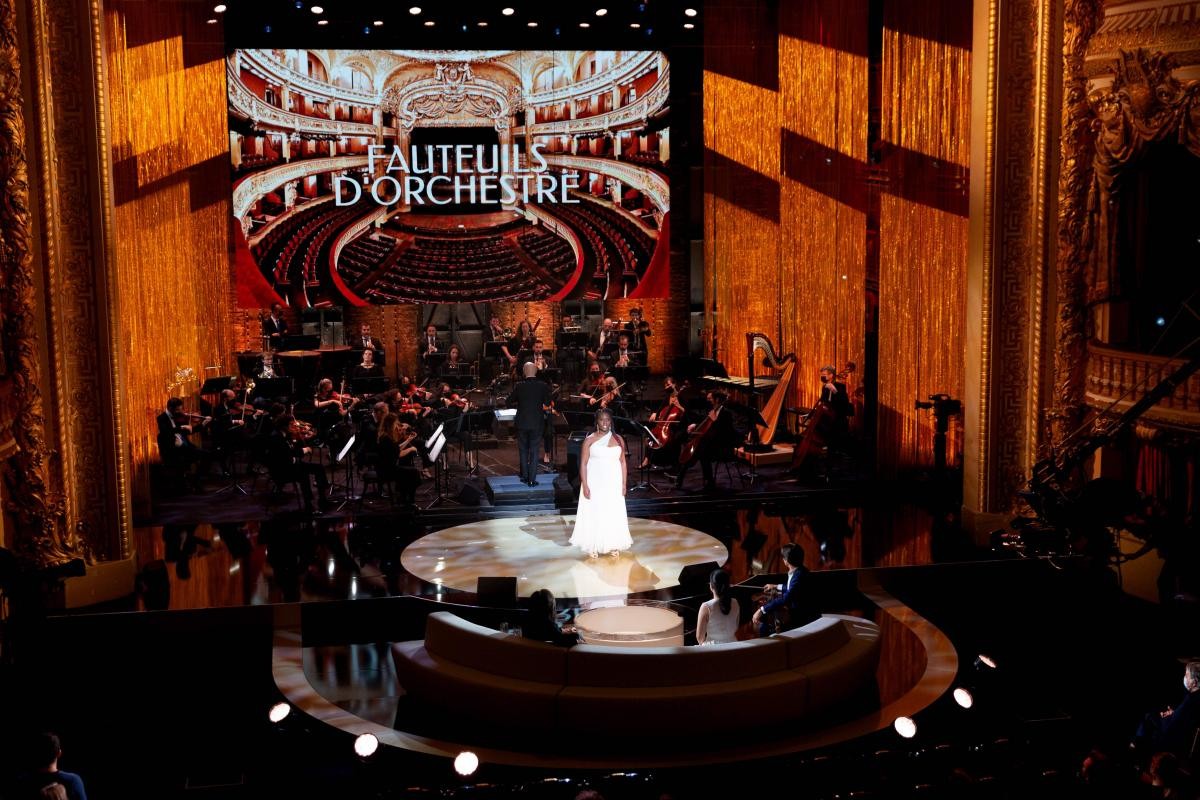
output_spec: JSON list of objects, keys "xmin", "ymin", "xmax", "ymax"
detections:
[{"xmin": 746, "ymin": 332, "xmax": 796, "ymax": 448}]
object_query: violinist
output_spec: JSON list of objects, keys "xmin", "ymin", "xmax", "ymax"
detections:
[
  {"xmin": 588, "ymin": 376, "xmax": 621, "ymax": 409},
  {"xmin": 211, "ymin": 389, "xmax": 249, "ymax": 473},
  {"xmin": 376, "ymin": 414, "xmax": 421, "ymax": 505},
  {"xmin": 314, "ymin": 378, "xmax": 358, "ymax": 435},
  {"xmin": 673, "ymin": 390, "xmax": 737, "ymax": 493},
  {"xmin": 156, "ymin": 397, "xmax": 210, "ymax": 489},
  {"xmin": 352, "ymin": 348, "xmax": 383, "ymax": 380},
  {"xmin": 265, "ymin": 414, "xmax": 329, "ymax": 515},
  {"xmin": 624, "ymin": 307, "xmax": 652, "ymax": 351},
  {"xmin": 578, "ymin": 363, "xmax": 606, "ymax": 400}
]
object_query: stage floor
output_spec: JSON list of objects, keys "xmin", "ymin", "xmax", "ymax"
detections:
[{"xmin": 400, "ymin": 514, "xmax": 728, "ymax": 600}]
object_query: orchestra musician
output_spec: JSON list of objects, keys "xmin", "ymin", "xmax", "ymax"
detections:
[
  {"xmin": 210, "ymin": 388, "xmax": 250, "ymax": 473},
  {"xmin": 588, "ymin": 376, "xmax": 622, "ymax": 410},
  {"xmin": 531, "ymin": 338, "xmax": 554, "ymax": 372},
  {"xmin": 262, "ymin": 303, "xmax": 288, "ymax": 348},
  {"xmin": 314, "ymin": 378, "xmax": 357, "ymax": 435},
  {"xmin": 640, "ymin": 377, "xmax": 686, "ymax": 469},
  {"xmin": 578, "ymin": 363, "xmax": 606, "ymax": 399},
  {"xmin": 375, "ymin": 414, "xmax": 422, "ymax": 505},
  {"xmin": 511, "ymin": 319, "xmax": 537, "ymax": 369},
  {"xmin": 351, "ymin": 348, "xmax": 384, "ymax": 380},
  {"xmin": 349, "ymin": 322, "xmax": 383, "ymax": 351},
  {"xmin": 488, "ymin": 317, "xmax": 516, "ymax": 369},
  {"xmin": 419, "ymin": 324, "xmax": 441, "ymax": 376},
  {"xmin": 156, "ymin": 397, "xmax": 210, "ymax": 489},
  {"xmin": 264, "ymin": 414, "xmax": 330, "ymax": 515},
  {"xmin": 624, "ymin": 307, "xmax": 652, "ymax": 351},
  {"xmin": 673, "ymin": 390, "xmax": 738, "ymax": 493},
  {"xmin": 611, "ymin": 333, "xmax": 644, "ymax": 368},
  {"xmin": 443, "ymin": 343, "xmax": 468, "ymax": 373},
  {"xmin": 587, "ymin": 318, "xmax": 618, "ymax": 364},
  {"xmin": 818, "ymin": 364, "xmax": 852, "ymax": 444}
]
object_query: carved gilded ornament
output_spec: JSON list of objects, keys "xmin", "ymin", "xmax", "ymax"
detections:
[
  {"xmin": 1086, "ymin": 50, "xmax": 1200, "ymax": 301},
  {"xmin": 0, "ymin": 0, "xmax": 86, "ymax": 566},
  {"xmin": 383, "ymin": 63, "xmax": 510, "ymax": 131}
]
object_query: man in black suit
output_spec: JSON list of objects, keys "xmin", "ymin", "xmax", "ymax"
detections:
[
  {"xmin": 819, "ymin": 364, "xmax": 852, "ymax": 442},
  {"xmin": 511, "ymin": 361, "xmax": 552, "ymax": 486},
  {"xmin": 156, "ymin": 397, "xmax": 209, "ymax": 489},
  {"xmin": 673, "ymin": 390, "xmax": 737, "ymax": 493},
  {"xmin": 264, "ymin": 415, "xmax": 329, "ymax": 515},
  {"xmin": 419, "ymin": 323, "xmax": 442, "ymax": 378},
  {"xmin": 262, "ymin": 303, "xmax": 288, "ymax": 348},
  {"xmin": 752, "ymin": 544, "xmax": 818, "ymax": 635},
  {"xmin": 349, "ymin": 322, "xmax": 383, "ymax": 352}
]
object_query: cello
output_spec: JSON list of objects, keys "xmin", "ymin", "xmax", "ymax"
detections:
[
  {"xmin": 648, "ymin": 394, "xmax": 684, "ymax": 450},
  {"xmin": 790, "ymin": 363, "xmax": 854, "ymax": 471}
]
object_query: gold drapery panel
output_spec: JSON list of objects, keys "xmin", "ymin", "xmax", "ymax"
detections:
[
  {"xmin": 703, "ymin": 0, "xmax": 780, "ymax": 369},
  {"xmin": 105, "ymin": 1, "xmax": 234, "ymax": 515},
  {"xmin": 778, "ymin": 0, "xmax": 869, "ymax": 411},
  {"xmin": 877, "ymin": 0, "xmax": 971, "ymax": 474}
]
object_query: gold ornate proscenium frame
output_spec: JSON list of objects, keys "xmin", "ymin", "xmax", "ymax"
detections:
[{"xmin": 0, "ymin": 0, "xmax": 127, "ymax": 569}]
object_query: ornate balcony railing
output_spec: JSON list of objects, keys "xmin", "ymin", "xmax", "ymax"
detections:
[
  {"xmin": 239, "ymin": 49, "xmax": 379, "ymax": 105},
  {"xmin": 525, "ymin": 52, "xmax": 660, "ymax": 104},
  {"xmin": 540, "ymin": 153, "xmax": 669, "ymax": 213},
  {"xmin": 527, "ymin": 67, "xmax": 669, "ymax": 137},
  {"xmin": 229, "ymin": 62, "xmax": 378, "ymax": 139},
  {"xmin": 1086, "ymin": 341, "xmax": 1200, "ymax": 429},
  {"xmin": 233, "ymin": 155, "xmax": 369, "ymax": 220}
]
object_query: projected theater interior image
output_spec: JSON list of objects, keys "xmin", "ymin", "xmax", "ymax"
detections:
[{"xmin": 230, "ymin": 49, "xmax": 670, "ymax": 305}]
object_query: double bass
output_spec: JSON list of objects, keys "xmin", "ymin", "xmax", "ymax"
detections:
[
  {"xmin": 678, "ymin": 407, "xmax": 719, "ymax": 465},
  {"xmin": 790, "ymin": 363, "xmax": 855, "ymax": 470}
]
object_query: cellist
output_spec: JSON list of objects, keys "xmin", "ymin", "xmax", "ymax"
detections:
[{"xmin": 672, "ymin": 390, "xmax": 737, "ymax": 493}]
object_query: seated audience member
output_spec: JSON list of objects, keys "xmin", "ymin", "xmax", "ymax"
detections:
[
  {"xmin": 696, "ymin": 568, "xmax": 740, "ymax": 645},
  {"xmin": 1136, "ymin": 661, "xmax": 1200, "ymax": 757},
  {"xmin": 522, "ymin": 588, "xmax": 578, "ymax": 647},
  {"xmin": 751, "ymin": 543, "xmax": 818, "ymax": 636},
  {"xmin": 16, "ymin": 732, "xmax": 87, "ymax": 800}
]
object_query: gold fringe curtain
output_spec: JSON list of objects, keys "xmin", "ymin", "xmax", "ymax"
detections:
[
  {"xmin": 105, "ymin": 1, "xmax": 234, "ymax": 515},
  {"xmin": 704, "ymin": 0, "xmax": 867, "ymax": 410},
  {"xmin": 877, "ymin": 0, "xmax": 971, "ymax": 475},
  {"xmin": 703, "ymin": 0, "xmax": 780, "ymax": 369},
  {"xmin": 779, "ymin": 0, "xmax": 869, "ymax": 410}
]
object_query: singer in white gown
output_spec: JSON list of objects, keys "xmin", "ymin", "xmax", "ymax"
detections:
[{"xmin": 570, "ymin": 409, "xmax": 633, "ymax": 557}]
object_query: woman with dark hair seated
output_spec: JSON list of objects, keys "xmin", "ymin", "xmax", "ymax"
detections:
[
  {"xmin": 522, "ymin": 588, "xmax": 578, "ymax": 647},
  {"xmin": 696, "ymin": 568, "xmax": 740, "ymax": 645},
  {"xmin": 376, "ymin": 414, "xmax": 421, "ymax": 505}
]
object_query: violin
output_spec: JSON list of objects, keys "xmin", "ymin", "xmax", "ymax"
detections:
[
  {"xmin": 289, "ymin": 419, "xmax": 317, "ymax": 442},
  {"xmin": 173, "ymin": 411, "xmax": 211, "ymax": 431}
]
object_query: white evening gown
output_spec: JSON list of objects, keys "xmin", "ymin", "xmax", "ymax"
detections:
[{"xmin": 569, "ymin": 432, "xmax": 632, "ymax": 555}]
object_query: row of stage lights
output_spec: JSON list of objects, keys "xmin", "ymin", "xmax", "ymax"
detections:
[
  {"xmin": 892, "ymin": 653, "xmax": 997, "ymax": 740},
  {"xmin": 207, "ymin": 3, "xmax": 699, "ymax": 32},
  {"xmin": 264, "ymin": 652, "xmax": 1001, "ymax": 781}
]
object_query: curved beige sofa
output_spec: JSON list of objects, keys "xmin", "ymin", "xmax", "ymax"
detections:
[{"xmin": 391, "ymin": 611, "xmax": 881, "ymax": 736}]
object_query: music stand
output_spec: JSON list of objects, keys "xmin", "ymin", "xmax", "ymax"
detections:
[
  {"xmin": 425, "ymin": 423, "xmax": 445, "ymax": 451},
  {"xmin": 724, "ymin": 401, "xmax": 769, "ymax": 484},
  {"xmin": 351, "ymin": 376, "xmax": 390, "ymax": 397},
  {"xmin": 200, "ymin": 376, "xmax": 235, "ymax": 395},
  {"xmin": 612, "ymin": 415, "xmax": 657, "ymax": 493},
  {"xmin": 251, "ymin": 377, "xmax": 294, "ymax": 401},
  {"xmin": 422, "ymin": 431, "xmax": 459, "ymax": 509},
  {"xmin": 423, "ymin": 351, "xmax": 447, "ymax": 377}
]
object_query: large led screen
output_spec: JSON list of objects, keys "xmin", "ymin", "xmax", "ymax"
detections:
[{"xmin": 229, "ymin": 49, "xmax": 671, "ymax": 307}]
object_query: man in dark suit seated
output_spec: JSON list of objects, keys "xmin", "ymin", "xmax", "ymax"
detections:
[
  {"xmin": 752, "ymin": 544, "xmax": 818, "ymax": 635},
  {"xmin": 263, "ymin": 415, "xmax": 329, "ymax": 515},
  {"xmin": 156, "ymin": 397, "xmax": 209, "ymax": 490},
  {"xmin": 1135, "ymin": 661, "xmax": 1200, "ymax": 757},
  {"xmin": 818, "ymin": 364, "xmax": 852, "ymax": 445}
]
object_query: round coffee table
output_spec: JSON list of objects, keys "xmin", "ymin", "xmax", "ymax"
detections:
[{"xmin": 574, "ymin": 600, "xmax": 684, "ymax": 648}]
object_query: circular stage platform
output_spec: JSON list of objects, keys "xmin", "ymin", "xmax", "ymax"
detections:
[{"xmin": 400, "ymin": 514, "xmax": 728, "ymax": 600}]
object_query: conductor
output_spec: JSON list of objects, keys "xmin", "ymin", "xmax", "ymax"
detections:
[{"xmin": 511, "ymin": 361, "xmax": 552, "ymax": 486}]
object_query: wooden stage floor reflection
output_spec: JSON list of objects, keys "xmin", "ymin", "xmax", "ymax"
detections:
[{"xmin": 400, "ymin": 515, "xmax": 729, "ymax": 600}]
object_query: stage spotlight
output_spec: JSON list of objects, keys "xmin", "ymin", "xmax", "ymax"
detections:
[
  {"xmin": 424, "ymin": 20, "xmax": 435, "ymax": 26},
  {"xmin": 264, "ymin": 24, "xmax": 272, "ymax": 32},
  {"xmin": 373, "ymin": 19, "xmax": 383, "ymax": 26},
  {"xmin": 595, "ymin": 8, "xmax": 608, "ymax": 16},
  {"xmin": 461, "ymin": 24, "xmax": 468, "ymax": 31},
  {"xmin": 1156, "ymin": 316, "xmax": 1167, "ymax": 327},
  {"xmin": 294, "ymin": 0, "xmax": 302, "ymax": 7},
  {"xmin": 953, "ymin": 687, "xmax": 974, "ymax": 709},
  {"xmin": 974, "ymin": 653, "xmax": 998, "ymax": 670},
  {"xmin": 629, "ymin": 22, "xmax": 641, "ymax": 28},
  {"xmin": 409, "ymin": 6, "xmax": 422, "ymax": 14},
  {"xmin": 893, "ymin": 716, "xmax": 917, "ymax": 738},
  {"xmin": 207, "ymin": 18, "xmax": 219, "ymax": 24},
  {"xmin": 685, "ymin": 7, "xmax": 698, "ymax": 15},
  {"xmin": 684, "ymin": 22, "xmax": 695, "ymax": 29},
  {"xmin": 316, "ymin": 19, "xmax": 328, "ymax": 25},
  {"xmin": 363, "ymin": 25, "xmax": 370, "ymax": 33},
  {"xmin": 579, "ymin": 21, "xmax": 590, "ymax": 27},
  {"xmin": 454, "ymin": 751, "xmax": 480, "ymax": 776},
  {"xmin": 502, "ymin": 7, "xmax": 515, "ymax": 15},
  {"xmin": 354, "ymin": 733, "xmax": 379, "ymax": 758},
  {"xmin": 527, "ymin": 21, "xmax": 538, "ymax": 26},
  {"xmin": 478, "ymin": 20, "xmax": 488, "ymax": 26},
  {"xmin": 268, "ymin": 702, "xmax": 291, "ymax": 723},
  {"xmin": 213, "ymin": 3, "xmax": 227, "ymax": 12},
  {"xmin": 310, "ymin": 5, "xmax": 323, "ymax": 13}
]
